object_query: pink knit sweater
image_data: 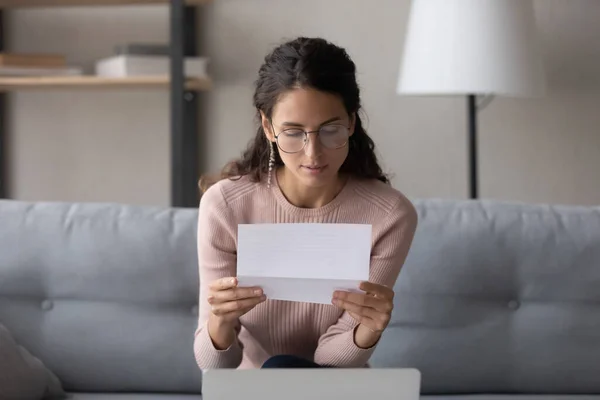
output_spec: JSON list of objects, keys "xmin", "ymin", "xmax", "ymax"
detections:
[{"xmin": 193, "ymin": 174, "xmax": 418, "ymax": 369}]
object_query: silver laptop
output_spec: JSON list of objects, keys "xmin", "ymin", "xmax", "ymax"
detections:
[{"xmin": 202, "ymin": 368, "xmax": 421, "ymax": 400}]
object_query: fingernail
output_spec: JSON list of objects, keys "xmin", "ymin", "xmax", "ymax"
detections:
[
  {"xmin": 254, "ymin": 289, "xmax": 262, "ymax": 295},
  {"xmin": 230, "ymin": 278, "xmax": 236, "ymax": 284}
]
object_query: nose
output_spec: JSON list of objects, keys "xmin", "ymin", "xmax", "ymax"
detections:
[{"xmin": 303, "ymin": 131, "xmax": 322, "ymax": 157}]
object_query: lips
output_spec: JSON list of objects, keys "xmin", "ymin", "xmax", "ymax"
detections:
[
  {"xmin": 302, "ymin": 165, "xmax": 326, "ymax": 170},
  {"xmin": 301, "ymin": 164, "xmax": 328, "ymax": 175}
]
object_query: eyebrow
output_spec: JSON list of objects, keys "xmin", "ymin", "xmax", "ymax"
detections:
[{"xmin": 280, "ymin": 116, "xmax": 342, "ymax": 128}]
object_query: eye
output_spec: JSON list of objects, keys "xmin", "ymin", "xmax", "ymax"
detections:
[
  {"xmin": 320, "ymin": 124, "xmax": 345, "ymax": 135},
  {"xmin": 281, "ymin": 129, "xmax": 305, "ymax": 138}
]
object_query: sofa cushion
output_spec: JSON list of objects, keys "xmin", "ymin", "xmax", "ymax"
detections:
[
  {"xmin": 0, "ymin": 200, "xmax": 202, "ymax": 394},
  {"xmin": 62, "ymin": 391, "xmax": 600, "ymax": 400},
  {"xmin": 371, "ymin": 199, "xmax": 600, "ymax": 394},
  {"xmin": 0, "ymin": 323, "xmax": 65, "ymax": 399},
  {"xmin": 422, "ymin": 397, "xmax": 600, "ymax": 400}
]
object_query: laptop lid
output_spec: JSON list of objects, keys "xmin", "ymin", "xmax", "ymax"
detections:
[{"xmin": 202, "ymin": 368, "xmax": 421, "ymax": 400}]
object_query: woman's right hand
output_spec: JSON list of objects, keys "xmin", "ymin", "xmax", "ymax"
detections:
[{"xmin": 207, "ymin": 277, "xmax": 266, "ymax": 325}]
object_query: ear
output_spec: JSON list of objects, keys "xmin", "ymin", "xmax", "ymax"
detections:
[
  {"xmin": 349, "ymin": 112, "xmax": 357, "ymax": 136},
  {"xmin": 261, "ymin": 111, "xmax": 275, "ymax": 142}
]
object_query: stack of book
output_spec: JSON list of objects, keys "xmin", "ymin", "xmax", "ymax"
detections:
[
  {"xmin": 0, "ymin": 53, "xmax": 82, "ymax": 76},
  {"xmin": 95, "ymin": 43, "xmax": 208, "ymax": 78}
]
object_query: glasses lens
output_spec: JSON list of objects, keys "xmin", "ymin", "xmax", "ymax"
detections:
[
  {"xmin": 319, "ymin": 125, "xmax": 349, "ymax": 149},
  {"xmin": 277, "ymin": 129, "xmax": 306, "ymax": 153}
]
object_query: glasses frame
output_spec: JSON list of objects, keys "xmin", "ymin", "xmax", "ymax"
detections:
[{"xmin": 270, "ymin": 121, "xmax": 351, "ymax": 154}]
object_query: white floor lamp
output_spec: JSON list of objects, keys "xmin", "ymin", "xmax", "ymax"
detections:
[{"xmin": 397, "ymin": 0, "xmax": 546, "ymax": 199}]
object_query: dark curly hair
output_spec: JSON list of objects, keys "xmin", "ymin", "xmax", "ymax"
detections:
[{"xmin": 199, "ymin": 37, "xmax": 389, "ymax": 192}]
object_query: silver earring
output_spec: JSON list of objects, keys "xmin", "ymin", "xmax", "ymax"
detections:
[{"xmin": 267, "ymin": 141, "xmax": 275, "ymax": 189}]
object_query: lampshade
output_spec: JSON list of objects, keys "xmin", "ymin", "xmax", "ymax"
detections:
[{"xmin": 397, "ymin": 0, "xmax": 546, "ymax": 97}]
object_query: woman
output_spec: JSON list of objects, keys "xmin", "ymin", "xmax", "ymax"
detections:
[{"xmin": 194, "ymin": 37, "xmax": 418, "ymax": 370}]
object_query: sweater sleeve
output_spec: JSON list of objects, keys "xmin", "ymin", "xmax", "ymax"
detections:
[
  {"xmin": 193, "ymin": 183, "xmax": 244, "ymax": 369},
  {"xmin": 313, "ymin": 195, "xmax": 418, "ymax": 367}
]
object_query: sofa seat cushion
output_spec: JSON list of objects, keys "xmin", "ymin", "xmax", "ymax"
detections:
[
  {"xmin": 68, "ymin": 395, "xmax": 201, "ymax": 400},
  {"xmin": 68, "ymin": 394, "xmax": 600, "ymax": 400},
  {"xmin": 423, "ymin": 396, "xmax": 600, "ymax": 400}
]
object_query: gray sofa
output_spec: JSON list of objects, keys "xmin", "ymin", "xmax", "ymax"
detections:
[{"xmin": 1, "ymin": 198, "xmax": 599, "ymax": 399}]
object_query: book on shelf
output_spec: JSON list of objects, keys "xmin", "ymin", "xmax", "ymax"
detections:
[
  {"xmin": 0, "ymin": 53, "xmax": 67, "ymax": 68},
  {"xmin": 0, "ymin": 66, "xmax": 83, "ymax": 77},
  {"xmin": 95, "ymin": 55, "xmax": 209, "ymax": 78},
  {"xmin": 0, "ymin": 52, "xmax": 82, "ymax": 77}
]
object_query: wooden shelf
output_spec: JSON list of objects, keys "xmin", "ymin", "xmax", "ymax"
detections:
[
  {"xmin": 0, "ymin": 0, "xmax": 210, "ymax": 8},
  {"xmin": 0, "ymin": 75, "xmax": 212, "ymax": 91}
]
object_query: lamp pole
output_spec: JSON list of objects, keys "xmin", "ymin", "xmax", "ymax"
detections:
[{"xmin": 467, "ymin": 95, "xmax": 478, "ymax": 199}]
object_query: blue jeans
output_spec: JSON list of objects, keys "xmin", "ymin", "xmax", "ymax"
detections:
[{"xmin": 261, "ymin": 355, "xmax": 326, "ymax": 368}]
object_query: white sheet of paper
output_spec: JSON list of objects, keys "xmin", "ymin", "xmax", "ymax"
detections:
[{"xmin": 236, "ymin": 223, "xmax": 371, "ymax": 304}]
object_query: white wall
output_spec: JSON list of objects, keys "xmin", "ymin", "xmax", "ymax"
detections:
[
  {"xmin": 7, "ymin": 6, "xmax": 171, "ymax": 206},
  {"xmin": 480, "ymin": 0, "xmax": 600, "ymax": 205},
  {"xmin": 7, "ymin": 0, "xmax": 600, "ymax": 207}
]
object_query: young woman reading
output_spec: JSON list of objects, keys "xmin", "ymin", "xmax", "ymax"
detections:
[{"xmin": 194, "ymin": 37, "xmax": 418, "ymax": 369}]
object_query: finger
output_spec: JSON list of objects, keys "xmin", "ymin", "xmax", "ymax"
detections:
[
  {"xmin": 234, "ymin": 302, "xmax": 265, "ymax": 318},
  {"xmin": 333, "ymin": 291, "xmax": 383, "ymax": 310},
  {"xmin": 224, "ymin": 295, "xmax": 267, "ymax": 317},
  {"xmin": 335, "ymin": 291, "xmax": 393, "ymax": 314},
  {"xmin": 209, "ymin": 287, "xmax": 263, "ymax": 304},
  {"xmin": 211, "ymin": 295, "xmax": 267, "ymax": 316},
  {"xmin": 331, "ymin": 297, "xmax": 380, "ymax": 320},
  {"xmin": 218, "ymin": 304, "xmax": 259, "ymax": 322},
  {"xmin": 209, "ymin": 277, "xmax": 237, "ymax": 291},
  {"xmin": 359, "ymin": 282, "xmax": 394, "ymax": 299},
  {"xmin": 211, "ymin": 296, "xmax": 264, "ymax": 317}
]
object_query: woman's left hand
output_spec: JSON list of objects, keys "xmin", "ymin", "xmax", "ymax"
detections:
[{"xmin": 332, "ymin": 281, "xmax": 395, "ymax": 334}]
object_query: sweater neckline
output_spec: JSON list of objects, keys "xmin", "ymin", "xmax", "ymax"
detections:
[{"xmin": 271, "ymin": 171, "xmax": 355, "ymax": 218}]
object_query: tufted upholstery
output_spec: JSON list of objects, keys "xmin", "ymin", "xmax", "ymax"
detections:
[
  {"xmin": 0, "ymin": 200, "xmax": 202, "ymax": 394},
  {"xmin": 371, "ymin": 199, "xmax": 600, "ymax": 394},
  {"xmin": 1, "ymin": 198, "xmax": 599, "ymax": 396}
]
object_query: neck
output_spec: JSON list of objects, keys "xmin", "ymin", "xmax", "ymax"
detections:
[{"xmin": 277, "ymin": 168, "xmax": 346, "ymax": 209}]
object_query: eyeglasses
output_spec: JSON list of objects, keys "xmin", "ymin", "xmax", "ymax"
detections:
[{"xmin": 272, "ymin": 123, "xmax": 351, "ymax": 154}]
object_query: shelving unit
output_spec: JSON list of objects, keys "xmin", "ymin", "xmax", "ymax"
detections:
[
  {"xmin": 0, "ymin": 0, "xmax": 211, "ymax": 207},
  {"xmin": 0, "ymin": 0, "xmax": 211, "ymax": 8},
  {"xmin": 0, "ymin": 76, "xmax": 212, "ymax": 91}
]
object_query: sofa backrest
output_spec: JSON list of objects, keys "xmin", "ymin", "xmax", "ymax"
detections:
[
  {"xmin": 370, "ymin": 199, "xmax": 600, "ymax": 394},
  {"xmin": 0, "ymin": 200, "xmax": 202, "ymax": 393}
]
